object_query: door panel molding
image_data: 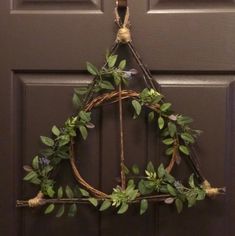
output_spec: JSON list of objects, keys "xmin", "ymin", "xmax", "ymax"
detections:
[{"xmin": 11, "ymin": 0, "xmax": 103, "ymax": 12}]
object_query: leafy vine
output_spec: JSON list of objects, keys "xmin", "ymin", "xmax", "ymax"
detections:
[{"xmin": 17, "ymin": 54, "xmax": 223, "ymax": 217}]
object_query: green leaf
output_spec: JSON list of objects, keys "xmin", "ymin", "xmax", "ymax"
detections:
[
  {"xmin": 196, "ymin": 189, "xmax": 206, "ymax": 200},
  {"xmin": 164, "ymin": 172, "xmax": 175, "ymax": 184},
  {"xmin": 175, "ymin": 199, "xmax": 183, "ymax": 213},
  {"xmin": 188, "ymin": 174, "xmax": 195, "ymax": 188},
  {"xmin": 177, "ymin": 115, "xmax": 193, "ymax": 126},
  {"xmin": 57, "ymin": 186, "xmax": 63, "ymax": 199},
  {"xmin": 99, "ymin": 200, "xmax": 111, "ymax": 211},
  {"xmin": 79, "ymin": 125, "xmax": 88, "ymax": 140},
  {"xmin": 56, "ymin": 205, "xmax": 65, "ymax": 218},
  {"xmin": 158, "ymin": 116, "xmax": 164, "ymax": 130},
  {"xmin": 40, "ymin": 136, "xmax": 54, "ymax": 147},
  {"xmin": 41, "ymin": 148, "xmax": 54, "ymax": 157},
  {"xmin": 187, "ymin": 194, "xmax": 197, "ymax": 207},
  {"xmin": 72, "ymin": 93, "xmax": 81, "ymax": 108},
  {"xmin": 100, "ymin": 81, "xmax": 115, "ymax": 90},
  {"xmin": 148, "ymin": 111, "xmax": 155, "ymax": 122},
  {"xmin": 162, "ymin": 138, "xmax": 174, "ymax": 145},
  {"xmin": 131, "ymin": 164, "xmax": 140, "ymax": 175},
  {"xmin": 147, "ymin": 161, "xmax": 155, "ymax": 173},
  {"xmin": 47, "ymin": 186, "xmax": 55, "ymax": 198},
  {"xmin": 86, "ymin": 62, "xmax": 98, "ymax": 76},
  {"xmin": 107, "ymin": 55, "xmax": 118, "ymax": 68},
  {"xmin": 68, "ymin": 204, "xmax": 77, "ymax": 217},
  {"xmin": 52, "ymin": 125, "xmax": 60, "ymax": 136},
  {"xmin": 23, "ymin": 171, "xmax": 37, "ymax": 181},
  {"xmin": 88, "ymin": 198, "xmax": 98, "ymax": 207},
  {"xmin": 44, "ymin": 204, "xmax": 55, "ymax": 214},
  {"xmin": 132, "ymin": 100, "xmax": 142, "ymax": 116},
  {"xmin": 113, "ymin": 73, "xmax": 121, "ymax": 86},
  {"xmin": 32, "ymin": 156, "xmax": 39, "ymax": 170},
  {"xmin": 74, "ymin": 87, "xmax": 88, "ymax": 95},
  {"xmin": 167, "ymin": 184, "xmax": 177, "ymax": 196},
  {"xmin": 118, "ymin": 59, "xmax": 126, "ymax": 70},
  {"xmin": 168, "ymin": 122, "xmax": 177, "ymax": 137},
  {"xmin": 65, "ymin": 185, "xmax": 74, "ymax": 198},
  {"xmin": 180, "ymin": 132, "xmax": 195, "ymax": 144},
  {"xmin": 165, "ymin": 147, "xmax": 174, "ymax": 156},
  {"xmin": 80, "ymin": 188, "xmax": 90, "ymax": 197},
  {"xmin": 160, "ymin": 103, "xmax": 172, "ymax": 112},
  {"xmin": 138, "ymin": 180, "xmax": 154, "ymax": 195},
  {"xmin": 140, "ymin": 199, "xmax": 148, "ymax": 215},
  {"xmin": 30, "ymin": 178, "xmax": 41, "ymax": 185},
  {"xmin": 179, "ymin": 145, "xmax": 190, "ymax": 156},
  {"xmin": 123, "ymin": 164, "xmax": 130, "ymax": 175},
  {"xmin": 79, "ymin": 111, "xmax": 91, "ymax": 122},
  {"xmin": 157, "ymin": 164, "xmax": 165, "ymax": 178},
  {"xmin": 117, "ymin": 203, "xmax": 129, "ymax": 214}
]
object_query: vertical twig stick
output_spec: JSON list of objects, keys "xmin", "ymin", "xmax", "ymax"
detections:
[{"xmin": 118, "ymin": 84, "xmax": 126, "ymax": 189}]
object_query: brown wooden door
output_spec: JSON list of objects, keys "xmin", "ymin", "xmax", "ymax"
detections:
[{"xmin": 0, "ymin": 0, "xmax": 234, "ymax": 235}]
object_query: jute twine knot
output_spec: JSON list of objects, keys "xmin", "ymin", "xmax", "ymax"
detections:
[
  {"xmin": 116, "ymin": 27, "xmax": 131, "ymax": 44},
  {"xmin": 28, "ymin": 191, "xmax": 44, "ymax": 207},
  {"xmin": 202, "ymin": 180, "xmax": 225, "ymax": 197}
]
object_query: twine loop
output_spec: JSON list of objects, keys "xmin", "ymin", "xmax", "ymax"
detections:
[{"xmin": 115, "ymin": 6, "xmax": 131, "ymax": 44}]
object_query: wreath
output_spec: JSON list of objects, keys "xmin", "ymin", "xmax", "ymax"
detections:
[{"xmin": 17, "ymin": 5, "xmax": 225, "ymax": 218}]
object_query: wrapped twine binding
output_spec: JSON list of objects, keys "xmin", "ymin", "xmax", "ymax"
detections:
[
  {"xmin": 202, "ymin": 180, "xmax": 226, "ymax": 197},
  {"xmin": 28, "ymin": 191, "xmax": 44, "ymax": 207}
]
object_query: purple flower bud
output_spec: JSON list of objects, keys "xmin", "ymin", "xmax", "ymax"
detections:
[
  {"xmin": 39, "ymin": 157, "xmax": 50, "ymax": 166},
  {"xmin": 124, "ymin": 69, "xmax": 138, "ymax": 79}
]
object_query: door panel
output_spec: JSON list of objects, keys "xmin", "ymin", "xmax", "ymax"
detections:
[{"xmin": 0, "ymin": 0, "xmax": 235, "ymax": 235}]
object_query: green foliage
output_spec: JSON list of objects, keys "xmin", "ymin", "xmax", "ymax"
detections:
[
  {"xmin": 180, "ymin": 132, "xmax": 195, "ymax": 144},
  {"xmin": 158, "ymin": 116, "xmax": 164, "ymax": 130},
  {"xmin": 68, "ymin": 204, "xmax": 77, "ymax": 217},
  {"xmin": 40, "ymin": 136, "xmax": 54, "ymax": 147},
  {"xmin": 162, "ymin": 138, "xmax": 174, "ymax": 145},
  {"xmin": 56, "ymin": 205, "xmax": 65, "ymax": 218},
  {"xmin": 22, "ymin": 55, "xmax": 206, "ymax": 217},
  {"xmin": 79, "ymin": 188, "xmax": 90, "ymax": 197},
  {"xmin": 44, "ymin": 204, "xmax": 55, "ymax": 214},
  {"xmin": 118, "ymin": 60, "xmax": 126, "ymax": 70},
  {"xmin": 117, "ymin": 203, "xmax": 129, "ymax": 214},
  {"xmin": 88, "ymin": 198, "xmax": 98, "ymax": 207},
  {"xmin": 110, "ymin": 181, "xmax": 139, "ymax": 214},
  {"xmin": 179, "ymin": 145, "xmax": 190, "ymax": 156},
  {"xmin": 57, "ymin": 186, "xmax": 63, "ymax": 199},
  {"xmin": 131, "ymin": 164, "xmax": 140, "ymax": 175},
  {"xmin": 132, "ymin": 100, "xmax": 142, "ymax": 116},
  {"xmin": 100, "ymin": 200, "xmax": 111, "ymax": 211},
  {"xmin": 107, "ymin": 55, "xmax": 118, "ymax": 68},
  {"xmin": 168, "ymin": 122, "xmax": 177, "ymax": 137},
  {"xmin": 52, "ymin": 126, "xmax": 60, "ymax": 136},
  {"xmin": 86, "ymin": 62, "xmax": 98, "ymax": 76},
  {"xmin": 65, "ymin": 185, "xmax": 74, "ymax": 198},
  {"xmin": 160, "ymin": 103, "xmax": 172, "ymax": 112},
  {"xmin": 148, "ymin": 111, "xmax": 155, "ymax": 122},
  {"xmin": 139, "ymin": 88, "xmax": 163, "ymax": 105},
  {"xmin": 140, "ymin": 199, "xmax": 148, "ymax": 215}
]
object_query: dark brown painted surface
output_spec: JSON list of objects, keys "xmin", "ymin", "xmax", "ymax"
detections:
[{"xmin": 0, "ymin": 0, "xmax": 235, "ymax": 236}]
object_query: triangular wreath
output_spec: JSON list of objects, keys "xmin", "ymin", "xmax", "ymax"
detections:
[{"xmin": 17, "ymin": 5, "xmax": 225, "ymax": 217}]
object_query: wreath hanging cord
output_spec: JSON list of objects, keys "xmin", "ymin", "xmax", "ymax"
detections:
[{"xmin": 16, "ymin": 2, "xmax": 225, "ymax": 217}]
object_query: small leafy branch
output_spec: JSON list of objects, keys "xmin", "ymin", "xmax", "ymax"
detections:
[
  {"xmin": 17, "ymin": 54, "xmax": 223, "ymax": 217},
  {"xmin": 20, "ymin": 162, "xmax": 206, "ymax": 217}
]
